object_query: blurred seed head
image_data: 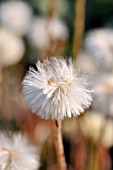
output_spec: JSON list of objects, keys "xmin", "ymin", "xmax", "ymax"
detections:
[
  {"xmin": 28, "ymin": 17, "xmax": 49, "ymax": 49},
  {"xmin": 77, "ymin": 51, "xmax": 97, "ymax": 75},
  {"xmin": 34, "ymin": 0, "xmax": 69, "ymax": 18},
  {"xmin": 27, "ymin": 17, "xmax": 69, "ymax": 49},
  {"xmin": 0, "ymin": 27, "xmax": 25, "ymax": 67},
  {"xmin": 84, "ymin": 28, "xmax": 113, "ymax": 71},
  {"xmin": 62, "ymin": 111, "xmax": 113, "ymax": 148},
  {"xmin": 0, "ymin": 132, "xmax": 40, "ymax": 170},
  {"xmin": 34, "ymin": 120, "xmax": 52, "ymax": 145},
  {"xmin": 48, "ymin": 18, "xmax": 68, "ymax": 41},
  {"xmin": 0, "ymin": 0, "xmax": 32, "ymax": 36},
  {"xmin": 92, "ymin": 74, "xmax": 113, "ymax": 117},
  {"xmin": 81, "ymin": 111, "xmax": 113, "ymax": 147}
]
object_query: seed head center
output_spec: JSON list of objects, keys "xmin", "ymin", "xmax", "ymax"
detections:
[
  {"xmin": 47, "ymin": 77, "xmax": 68, "ymax": 86},
  {"xmin": 47, "ymin": 78, "xmax": 55, "ymax": 85}
]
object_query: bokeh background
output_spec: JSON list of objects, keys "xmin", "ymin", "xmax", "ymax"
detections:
[{"xmin": 0, "ymin": 0, "xmax": 113, "ymax": 170}]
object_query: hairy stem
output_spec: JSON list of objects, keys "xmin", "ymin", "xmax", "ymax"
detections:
[{"xmin": 53, "ymin": 120, "xmax": 67, "ymax": 170}]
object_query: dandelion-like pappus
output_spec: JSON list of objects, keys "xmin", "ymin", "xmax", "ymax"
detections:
[{"xmin": 22, "ymin": 57, "xmax": 92, "ymax": 120}]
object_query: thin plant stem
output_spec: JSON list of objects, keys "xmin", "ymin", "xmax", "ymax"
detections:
[
  {"xmin": 0, "ymin": 67, "xmax": 2, "ymax": 104},
  {"xmin": 41, "ymin": 0, "xmax": 58, "ymax": 60},
  {"xmin": 53, "ymin": 120, "xmax": 67, "ymax": 170},
  {"xmin": 98, "ymin": 113, "xmax": 109, "ymax": 143},
  {"xmin": 95, "ymin": 113, "xmax": 111, "ymax": 170},
  {"xmin": 75, "ymin": 135, "xmax": 85, "ymax": 170},
  {"xmin": 87, "ymin": 143, "xmax": 94, "ymax": 170},
  {"xmin": 72, "ymin": 0, "xmax": 86, "ymax": 59},
  {"xmin": 74, "ymin": 116, "xmax": 85, "ymax": 170},
  {"xmin": 1, "ymin": 68, "xmax": 11, "ymax": 118},
  {"xmin": 47, "ymin": 0, "xmax": 57, "ymax": 19}
]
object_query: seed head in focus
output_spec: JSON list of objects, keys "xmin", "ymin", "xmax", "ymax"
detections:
[{"xmin": 22, "ymin": 57, "xmax": 93, "ymax": 120}]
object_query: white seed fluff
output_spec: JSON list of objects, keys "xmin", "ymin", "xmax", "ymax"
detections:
[
  {"xmin": 0, "ymin": 27, "xmax": 25, "ymax": 66},
  {"xmin": 22, "ymin": 57, "xmax": 93, "ymax": 120},
  {"xmin": 0, "ymin": 132, "xmax": 40, "ymax": 170},
  {"xmin": 0, "ymin": 1, "xmax": 32, "ymax": 36}
]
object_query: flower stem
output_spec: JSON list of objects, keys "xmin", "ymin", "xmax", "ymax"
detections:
[
  {"xmin": 53, "ymin": 120, "xmax": 67, "ymax": 170},
  {"xmin": 72, "ymin": 0, "xmax": 86, "ymax": 59},
  {"xmin": 47, "ymin": 0, "xmax": 57, "ymax": 19}
]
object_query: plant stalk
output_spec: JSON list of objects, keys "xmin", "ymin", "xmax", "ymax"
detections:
[
  {"xmin": 72, "ymin": 0, "xmax": 86, "ymax": 59},
  {"xmin": 53, "ymin": 120, "xmax": 67, "ymax": 170}
]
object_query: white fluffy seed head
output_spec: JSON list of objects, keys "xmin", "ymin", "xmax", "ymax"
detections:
[
  {"xmin": 92, "ymin": 74, "xmax": 113, "ymax": 117},
  {"xmin": 0, "ymin": 1, "xmax": 32, "ymax": 36},
  {"xmin": 27, "ymin": 17, "xmax": 68, "ymax": 49},
  {"xmin": 0, "ymin": 27, "xmax": 25, "ymax": 67},
  {"xmin": 0, "ymin": 132, "xmax": 40, "ymax": 170},
  {"xmin": 84, "ymin": 28, "xmax": 113, "ymax": 70},
  {"xmin": 22, "ymin": 57, "xmax": 93, "ymax": 120},
  {"xmin": 28, "ymin": 17, "xmax": 49, "ymax": 49}
]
